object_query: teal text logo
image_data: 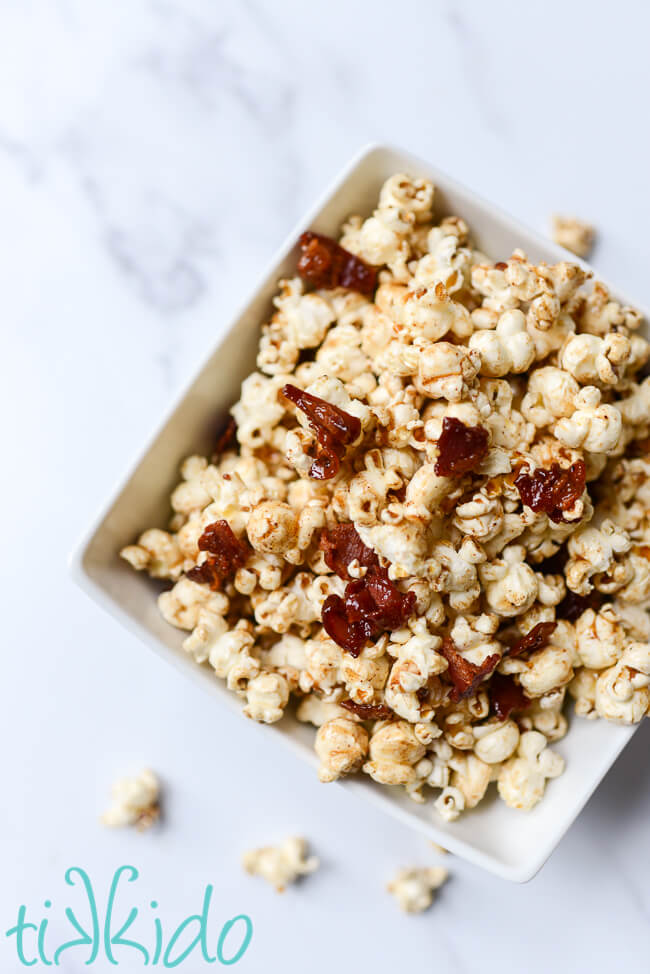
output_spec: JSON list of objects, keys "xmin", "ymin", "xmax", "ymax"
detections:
[{"xmin": 6, "ymin": 866, "xmax": 253, "ymax": 967}]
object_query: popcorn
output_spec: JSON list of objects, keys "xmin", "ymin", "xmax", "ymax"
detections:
[
  {"xmin": 479, "ymin": 545, "xmax": 539, "ymax": 617},
  {"xmin": 244, "ymin": 672, "xmax": 290, "ymax": 724},
  {"xmin": 594, "ymin": 642, "xmax": 650, "ymax": 723},
  {"xmin": 559, "ymin": 332, "xmax": 631, "ymax": 386},
  {"xmin": 577, "ymin": 282, "xmax": 641, "ymax": 337},
  {"xmin": 434, "ymin": 786, "xmax": 465, "ymax": 822},
  {"xmin": 258, "ymin": 278, "xmax": 336, "ymax": 375},
  {"xmin": 379, "ymin": 173, "xmax": 434, "ymax": 221},
  {"xmin": 231, "ymin": 373, "xmax": 287, "ymax": 448},
  {"xmin": 552, "ymin": 215, "xmax": 595, "ymax": 258},
  {"xmin": 387, "ymin": 866, "xmax": 448, "ymax": 913},
  {"xmin": 575, "ymin": 605, "xmax": 625, "ymax": 668},
  {"xmin": 414, "ymin": 342, "xmax": 480, "ymax": 401},
  {"xmin": 521, "ymin": 367, "xmax": 580, "ymax": 428},
  {"xmin": 428, "ymin": 539, "xmax": 484, "ymax": 612},
  {"xmin": 101, "ymin": 770, "xmax": 160, "ymax": 830},
  {"xmin": 473, "ymin": 718, "xmax": 520, "ymax": 763},
  {"xmin": 296, "ymin": 695, "xmax": 350, "ymax": 726},
  {"xmin": 520, "ymin": 690, "xmax": 569, "ymax": 742},
  {"xmin": 246, "ymin": 501, "xmax": 298, "ymax": 555},
  {"xmin": 553, "ymin": 386, "xmax": 622, "ymax": 454},
  {"xmin": 315, "ymin": 717, "xmax": 369, "ymax": 782},
  {"xmin": 448, "ymin": 752, "xmax": 493, "ymax": 809},
  {"xmin": 122, "ymin": 171, "xmax": 650, "ymax": 824},
  {"xmin": 121, "ymin": 529, "xmax": 185, "ymax": 580},
  {"xmin": 171, "ymin": 456, "xmax": 211, "ymax": 516},
  {"xmin": 453, "ymin": 490, "xmax": 504, "ymax": 541},
  {"xmin": 363, "ymin": 720, "xmax": 426, "ymax": 786},
  {"xmin": 158, "ymin": 577, "xmax": 229, "ymax": 632},
  {"xmin": 242, "ymin": 837, "xmax": 319, "ymax": 892},
  {"xmin": 209, "ymin": 622, "xmax": 260, "ymax": 692},
  {"xmin": 497, "ymin": 731, "xmax": 565, "ymax": 811},
  {"xmin": 565, "ymin": 517, "xmax": 631, "ymax": 595},
  {"xmin": 500, "ymin": 643, "xmax": 574, "ymax": 698},
  {"xmin": 569, "ymin": 668, "xmax": 598, "ymax": 719},
  {"xmin": 469, "ymin": 310, "xmax": 535, "ymax": 376}
]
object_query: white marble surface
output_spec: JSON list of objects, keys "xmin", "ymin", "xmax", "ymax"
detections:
[{"xmin": 1, "ymin": 0, "xmax": 649, "ymax": 970}]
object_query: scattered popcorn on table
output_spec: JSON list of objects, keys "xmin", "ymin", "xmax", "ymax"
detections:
[
  {"xmin": 101, "ymin": 769, "xmax": 160, "ymax": 830},
  {"xmin": 242, "ymin": 837, "xmax": 319, "ymax": 892},
  {"xmin": 122, "ymin": 173, "xmax": 650, "ymax": 823},
  {"xmin": 551, "ymin": 215, "xmax": 595, "ymax": 259},
  {"xmin": 387, "ymin": 866, "xmax": 448, "ymax": 914}
]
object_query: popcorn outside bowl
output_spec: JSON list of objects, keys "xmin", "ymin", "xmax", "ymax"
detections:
[{"xmin": 70, "ymin": 144, "xmax": 643, "ymax": 882}]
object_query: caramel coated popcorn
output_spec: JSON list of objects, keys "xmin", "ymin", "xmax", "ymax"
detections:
[
  {"xmin": 122, "ymin": 173, "xmax": 650, "ymax": 822},
  {"xmin": 552, "ymin": 215, "xmax": 595, "ymax": 259}
]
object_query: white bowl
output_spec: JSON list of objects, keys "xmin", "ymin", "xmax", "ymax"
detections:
[{"xmin": 70, "ymin": 144, "xmax": 641, "ymax": 882}]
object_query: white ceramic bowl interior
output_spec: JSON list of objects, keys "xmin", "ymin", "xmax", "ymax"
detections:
[{"xmin": 71, "ymin": 144, "xmax": 641, "ymax": 882}]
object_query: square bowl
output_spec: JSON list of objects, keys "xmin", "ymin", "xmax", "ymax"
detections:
[{"xmin": 71, "ymin": 144, "xmax": 642, "ymax": 882}]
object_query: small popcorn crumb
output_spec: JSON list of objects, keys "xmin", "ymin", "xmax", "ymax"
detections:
[
  {"xmin": 101, "ymin": 769, "xmax": 160, "ymax": 830},
  {"xmin": 552, "ymin": 215, "xmax": 595, "ymax": 258},
  {"xmin": 242, "ymin": 836, "xmax": 319, "ymax": 892},
  {"xmin": 387, "ymin": 866, "xmax": 449, "ymax": 913}
]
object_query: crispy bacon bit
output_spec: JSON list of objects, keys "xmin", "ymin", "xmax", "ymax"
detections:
[
  {"xmin": 439, "ymin": 637, "xmax": 500, "ymax": 702},
  {"xmin": 340, "ymin": 699, "xmax": 393, "ymax": 720},
  {"xmin": 515, "ymin": 460, "xmax": 586, "ymax": 523},
  {"xmin": 490, "ymin": 673, "xmax": 530, "ymax": 721},
  {"xmin": 434, "ymin": 417, "xmax": 489, "ymax": 477},
  {"xmin": 297, "ymin": 231, "xmax": 377, "ymax": 295},
  {"xmin": 509, "ymin": 621, "xmax": 557, "ymax": 659},
  {"xmin": 212, "ymin": 416, "xmax": 237, "ymax": 460},
  {"xmin": 321, "ymin": 567, "xmax": 416, "ymax": 657},
  {"xmin": 319, "ymin": 523, "xmax": 378, "ymax": 579},
  {"xmin": 186, "ymin": 520, "xmax": 248, "ymax": 591},
  {"xmin": 556, "ymin": 589, "xmax": 603, "ymax": 622},
  {"xmin": 282, "ymin": 384, "xmax": 361, "ymax": 480}
]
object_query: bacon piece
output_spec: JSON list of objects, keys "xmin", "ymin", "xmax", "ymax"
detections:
[
  {"xmin": 186, "ymin": 561, "xmax": 224, "ymax": 590},
  {"xmin": 186, "ymin": 520, "xmax": 248, "ymax": 591},
  {"xmin": 319, "ymin": 523, "xmax": 378, "ymax": 580},
  {"xmin": 434, "ymin": 417, "xmax": 489, "ymax": 477},
  {"xmin": 490, "ymin": 673, "xmax": 530, "ymax": 721},
  {"xmin": 340, "ymin": 699, "xmax": 394, "ymax": 720},
  {"xmin": 282, "ymin": 384, "xmax": 361, "ymax": 480},
  {"xmin": 439, "ymin": 637, "xmax": 500, "ymax": 702},
  {"xmin": 212, "ymin": 416, "xmax": 237, "ymax": 461},
  {"xmin": 515, "ymin": 460, "xmax": 586, "ymax": 524},
  {"xmin": 297, "ymin": 231, "xmax": 377, "ymax": 295},
  {"xmin": 321, "ymin": 567, "xmax": 416, "ymax": 657},
  {"xmin": 509, "ymin": 621, "xmax": 557, "ymax": 659}
]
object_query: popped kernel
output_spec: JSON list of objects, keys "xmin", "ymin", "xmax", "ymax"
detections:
[
  {"xmin": 552, "ymin": 215, "xmax": 595, "ymax": 258},
  {"xmin": 242, "ymin": 836, "xmax": 319, "ymax": 892},
  {"xmin": 101, "ymin": 770, "xmax": 160, "ymax": 831},
  {"xmin": 387, "ymin": 866, "xmax": 448, "ymax": 913}
]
